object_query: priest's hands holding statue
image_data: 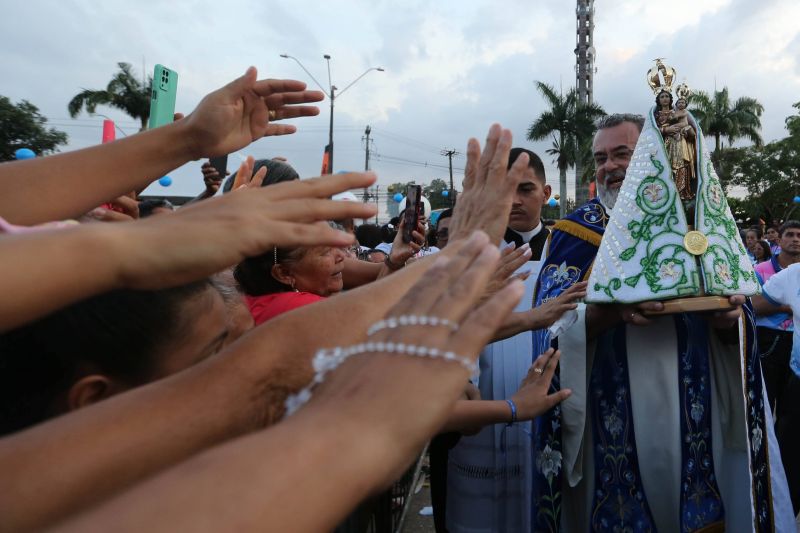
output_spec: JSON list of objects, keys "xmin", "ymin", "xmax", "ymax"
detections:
[{"xmin": 585, "ymin": 60, "xmax": 760, "ymax": 340}]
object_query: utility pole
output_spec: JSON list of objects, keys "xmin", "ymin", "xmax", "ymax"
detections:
[
  {"xmin": 374, "ymin": 185, "xmax": 380, "ymax": 224},
  {"xmin": 280, "ymin": 54, "xmax": 384, "ymax": 174},
  {"xmin": 362, "ymin": 125, "xmax": 372, "ymax": 202},
  {"xmin": 440, "ymin": 149, "xmax": 459, "ymax": 207},
  {"xmin": 574, "ymin": 0, "xmax": 596, "ymax": 208}
]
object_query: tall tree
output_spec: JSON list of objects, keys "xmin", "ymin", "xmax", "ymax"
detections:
[
  {"xmin": 68, "ymin": 63, "xmax": 152, "ymax": 131},
  {"xmin": 720, "ymin": 103, "xmax": 800, "ymax": 225},
  {"xmin": 527, "ymin": 81, "xmax": 605, "ymax": 217},
  {"xmin": 785, "ymin": 100, "xmax": 800, "ymax": 138},
  {"xmin": 0, "ymin": 96, "xmax": 68, "ymax": 162},
  {"xmin": 689, "ymin": 87, "xmax": 764, "ymax": 154},
  {"xmin": 423, "ymin": 178, "xmax": 451, "ymax": 210}
]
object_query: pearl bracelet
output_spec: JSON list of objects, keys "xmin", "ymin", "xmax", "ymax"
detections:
[
  {"xmin": 284, "ymin": 341, "xmax": 477, "ymax": 417},
  {"xmin": 366, "ymin": 315, "xmax": 459, "ymax": 336}
]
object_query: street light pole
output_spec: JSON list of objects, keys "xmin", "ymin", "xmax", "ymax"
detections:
[{"xmin": 281, "ymin": 53, "xmax": 384, "ymax": 174}]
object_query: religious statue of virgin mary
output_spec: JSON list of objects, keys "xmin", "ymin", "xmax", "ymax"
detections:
[{"xmin": 586, "ymin": 60, "xmax": 760, "ymax": 310}]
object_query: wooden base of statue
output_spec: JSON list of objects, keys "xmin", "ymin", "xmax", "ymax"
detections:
[{"xmin": 643, "ymin": 295, "xmax": 733, "ymax": 316}]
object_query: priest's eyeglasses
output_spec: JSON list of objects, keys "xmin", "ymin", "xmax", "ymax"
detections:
[{"xmin": 593, "ymin": 147, "xmax": 635, "ymax": 168}]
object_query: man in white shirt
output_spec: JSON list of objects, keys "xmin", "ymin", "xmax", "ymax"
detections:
[
  {"xmin": 446, "ymin": 148, "xmax": 553, "ymax": 533},
  {"xmin": 754, "ymin": 261, "xmax": 800, "ymax": 515}
]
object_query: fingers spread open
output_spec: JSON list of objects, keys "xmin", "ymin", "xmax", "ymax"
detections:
[
  {"xmin": 429, "ymin": 237, "xmax": 504, "ymax": 323},
  {"xmin": 262, "ymin": 124, "xmax": 299, "ymax": 136},
  {"xmin": 383, "ymin": 231, "xmax": 492, "ymax": 321},
  {"xmin": 462, "ymin": 138, "xmax": 481, "ymax": 190},
  {"xmin": 265, "ymin": 222, "xmax": 357, "ymax": 249},
  {"xmin": 270, "ymin": 198, "xmax": 377, "ymax": 223},
  {"xmin": 540, "ymin": 349, "xmax": 562, "ymax": 385},
  {"xmin": 269, "ymin": 106, "xmax": 322, "ymax": 121},
  {"xmin": 488, "ymin": 128, "xmax": 513, "ymax": 187},
  {"xmin": 265, "ymin": 91, "xmax": 326, "ymax": 108},
  {"xmin": 264, "ymin": 172, "xmax": 377, "ymax": 201},
  {"xmin": 450, "ymin": 279, "xmax": 525, "ymax": 356},
  {"xmin": 232, "ymin": 156, "xmax": 255, "ymax": 190},
  {"xmin": 251, "ymin": 78, "xmax": 309, "ymax": 96},
  {"xmin": 477, "ymin": 124, "xmax": 502, "ymax": 186},
  {"xmin": 249, "ymin": 165, "xmax": 268, "ymax": 188}
]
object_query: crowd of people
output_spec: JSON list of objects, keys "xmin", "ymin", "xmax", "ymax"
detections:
[{"xmin": 0, "ymin": 66, "xmax": 798, "ymax": 533}]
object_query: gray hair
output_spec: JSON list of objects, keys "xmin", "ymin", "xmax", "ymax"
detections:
[{"xmin": 595, "ymin": 113, "xmax": 645, "ymax": 133}]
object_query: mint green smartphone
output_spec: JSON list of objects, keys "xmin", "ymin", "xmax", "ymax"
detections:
[{"xmin": 148, "ymin": 64, "xmax": 178, "ymax": 129}]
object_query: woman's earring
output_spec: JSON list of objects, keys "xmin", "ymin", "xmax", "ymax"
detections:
[{"xmin": 291, "ymin": 279, "xmax": 298, "ymax": 292}]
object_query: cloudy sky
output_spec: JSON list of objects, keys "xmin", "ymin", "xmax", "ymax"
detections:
[{"xmin": 2, "ymin": 0, "xmax": 798, "ymax": 206}]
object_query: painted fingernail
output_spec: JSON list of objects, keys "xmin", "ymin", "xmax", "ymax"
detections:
[
  {"xmin": 502, "ymin": 242, "xmax": 516, "ymax": 250},
  {"xmin": 90, "ymin": 208, "xmax": 107, "ymax": 217}
]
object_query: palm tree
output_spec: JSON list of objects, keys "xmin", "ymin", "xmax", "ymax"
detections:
[
  {"xmin": 689, "ymin": 87, "xmax": 764, "ymax": 154},
  {"xmin": 527, "ymin": 81, "xmax": 605, "ymax": 217},
  {"xmin": 68, "ymin": 63, "xmax": 152, "ymax": 131},
  {"xmin": 785, "ymin": 101, "xmax": 800, "ymax": 138}
]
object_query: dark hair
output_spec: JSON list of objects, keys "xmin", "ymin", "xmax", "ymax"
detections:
[
  {"xmin": 779, "ymin": 220, "xmax": 800, "ymax": 237},
  {"xmin": 234, "ymin": 247, "xmax": 307, "ymax": 296},
  {"xmin": 508, "ymin": 148, "xmax": 546, "ymax": 183},
  {"xmin": 138, "ymin": 198, "xmax": 174, "ymax": 217},
  {"xmin": 381, "ymin": 218, "xmax": 400, "ymax": 244},
  {"xmin": 654, "ymin": 90, "xmax": 673, "ymax": 109},
  {"xmin": 746, "ymin": 227, "xmax": 762, "ymax": 239},
  {"xmin": 0, "ymin": 281, "xmax": 212, "ymax": 436},
  {"xmin": 355, "ymin": 224, "xmax": 383, "ymax": 249},
  {"xmin": 754, "ymin": 240, "xmax": 772, "ymax": 261},
  {"xmin": 222, "ymin": 159, "xmax": 300, "ymax": 193},
  {"xmin": 595, "ymin": 113, "xmax": 645, "ymax": 133},
  {"xmin": 437, "ymin": 208, "xmax": 453, "ymax": 225}
]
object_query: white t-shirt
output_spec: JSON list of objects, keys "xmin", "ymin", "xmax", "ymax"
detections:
[{"xmin": 762, "ymin": 262, "xmax": 800, "ymax": 377}]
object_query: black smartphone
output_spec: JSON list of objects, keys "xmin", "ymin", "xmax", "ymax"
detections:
[
  {"xmin": 403, "ymin": 185, "xmax": 422, "ymax": 243},
  {"xmin": 209, "ymin": 155, "xmax": 228, "ymax": 178}
]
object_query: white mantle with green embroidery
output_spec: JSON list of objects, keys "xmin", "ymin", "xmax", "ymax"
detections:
[{"xmin": 586, "ymin": 108, "xmax": 760, "ymax": 304}]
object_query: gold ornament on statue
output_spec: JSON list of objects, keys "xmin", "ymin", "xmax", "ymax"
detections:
[{"xmin": 646, "ymin": 58, "xmax": 676, "ymax": 95}]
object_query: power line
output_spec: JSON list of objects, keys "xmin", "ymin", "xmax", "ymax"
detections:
[{"xmin": 372, "ymin": 152, "xmax": 464, "ymax": 172}]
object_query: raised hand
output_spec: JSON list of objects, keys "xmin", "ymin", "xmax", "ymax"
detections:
[
  {"xmin": 231, "ymin": 156, "xmax": 268, "ymax": 190},
  {"xmin": 303, "ymin": 231, "xmax": 525, "ymax": 445},
  {"xmin": 82, "ymin": 195, "xmax": 140, "ymax": 223},
  {"xmin": 529, "ymin": 281, "xmax": 588, "ymax": 330},
  {"xmin": 448, "ymin": 124, "xmax": 528, "ymax": 245},
  {"xmin": 115, "ymin": 172, "xmax": 377, "ymax": 289},
  {"xmin": 387, "ymin": 217, "xmax": 425, "ymax": 267},
  {"xmin": 510, "ymin": 349, "xmax": 572, "ymax": 420},
  {"xmin": 181, "ymin": 67, "xmax": 325, "ymax": 159},
  {"xmin": 200, "ymin": 162, "xmax": 225, "ymax": 196},
  {"xmin": 481, "ymin": 242, "xmax": 533, "ymax": 301}
]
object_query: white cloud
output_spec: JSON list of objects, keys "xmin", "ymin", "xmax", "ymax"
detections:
[{"xmin": 0, "ymin": 0, "xmax": 796, "ymax": 203}]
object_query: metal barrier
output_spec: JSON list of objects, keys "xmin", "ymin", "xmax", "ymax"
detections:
[{"xmin": 335, "ymin": 448, "xmax": 426, "ymax": 533}]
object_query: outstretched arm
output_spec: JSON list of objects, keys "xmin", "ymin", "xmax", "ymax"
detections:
[
  {"xmin": 0, "ymin": 123, "xmax": 524, "ymax": 532},
  {"xmin": 440, "ymin": 349, "xmax": 571, "ymax": 433},
  {"xmin": 0, "ymin": 68, "xmax": 324, "ymax": 225},
  {"xmin": 54, "ymin": 233, "xmax": 522, "ymax": 533},
  {"xmin": 0, "ymin": 172, "xmax": 376, "ymax": 331}
]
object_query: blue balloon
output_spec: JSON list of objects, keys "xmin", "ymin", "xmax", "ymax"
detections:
[
  {"xmin": 441, "ymin": 190, "xmax": 449, "ymax": 197},
  {"xmin": 14, "ymin": 148, "xmax": 35, "ymax": 160},
  {"xmin": 794, "ymin": 196, "xmax": 800, "ymax": 204},
  {"xmin": 548, "ymin": 198, "xmax": 558, "ymax": 207},
  {"xmin": 393, "ymin": 193, "xmax": 404, "ymax": 203},
  {"xmin": 158, "ymin": 176, "xmax": 173, "ymax": 187}
]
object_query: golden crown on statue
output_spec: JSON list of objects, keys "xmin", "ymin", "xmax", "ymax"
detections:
[
  {"xmin": 646, "ymin": 58, "xmax": 676, "ymax": 95},
  {"xmin": 675, "ymin": 82, "xmax": 691, "ymax": 101}
]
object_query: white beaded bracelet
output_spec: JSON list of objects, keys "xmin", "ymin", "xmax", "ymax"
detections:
[
  {"xmin": 284, "ymin": 341, "xmax": 477, "ymax": 417},
  {"xmin": 366, "ymin": 315, "xmax": 459, "ymax": 337}
]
